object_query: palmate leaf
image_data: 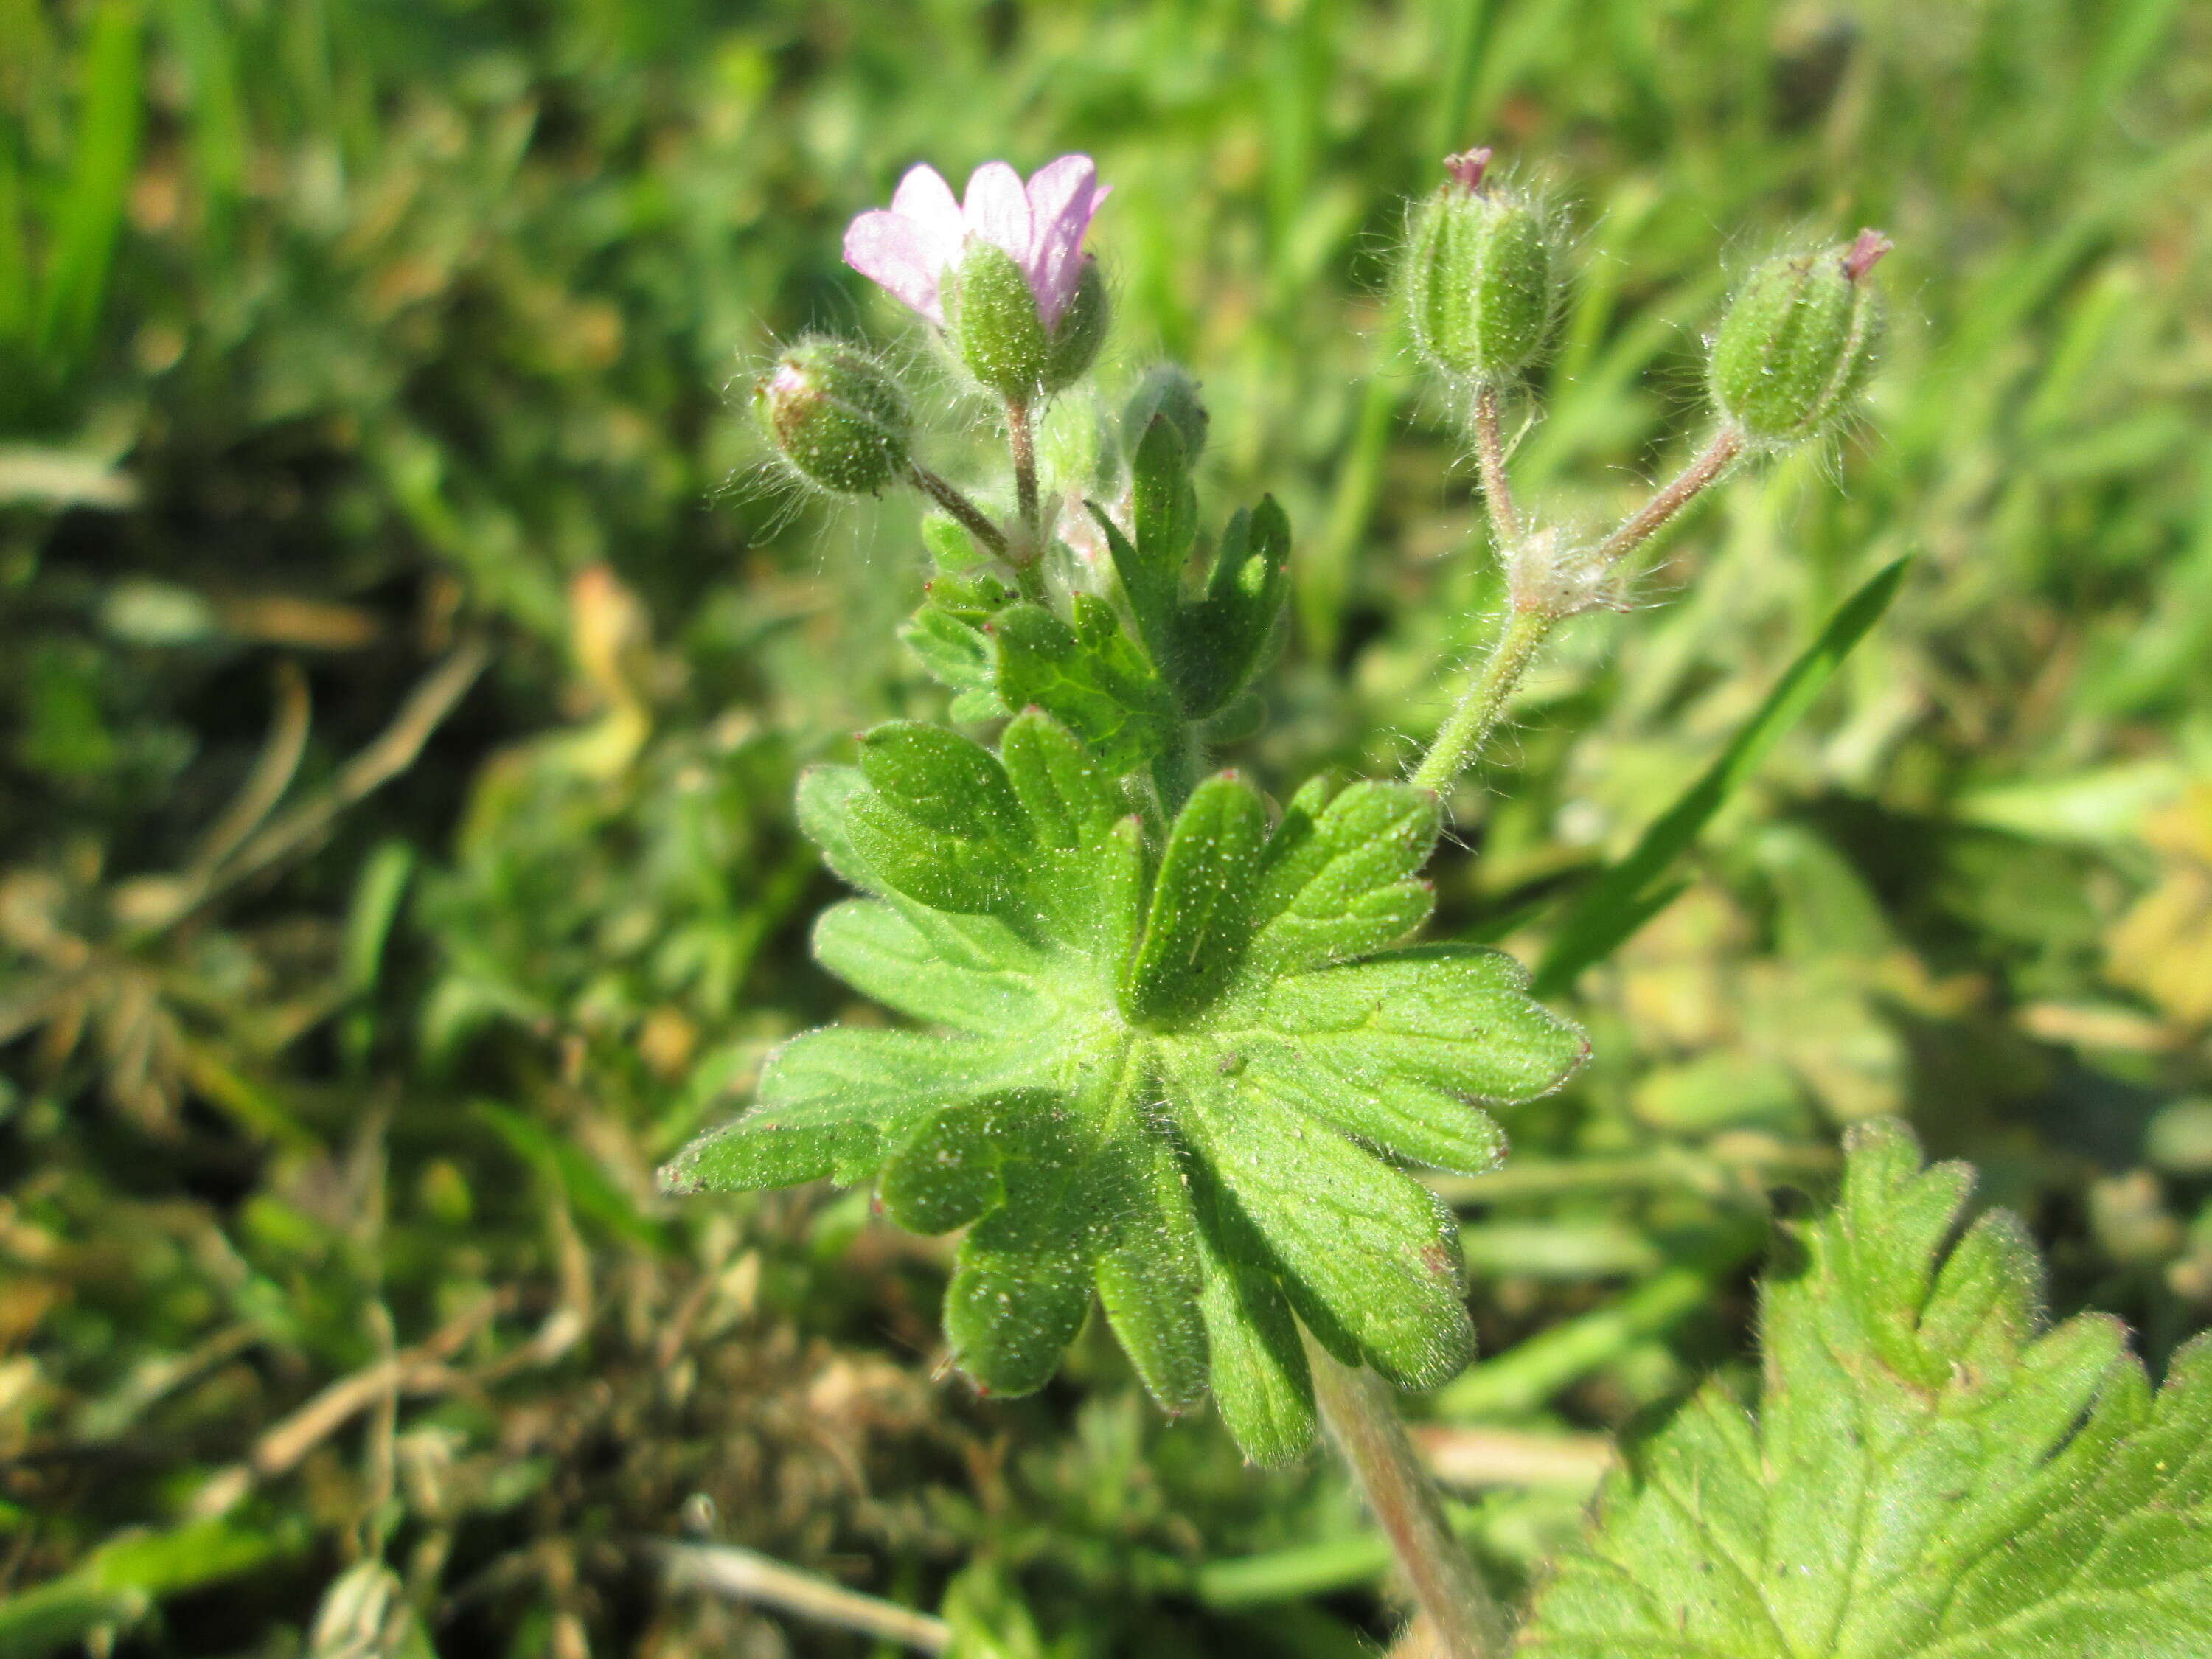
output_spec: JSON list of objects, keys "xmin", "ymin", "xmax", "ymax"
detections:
[
  {"xmin": 661, "ymin": 712, "xmax": 1586, "ymax": 1462},
  {"xmin": 1519, "ymin": 1119, "xmax": 2212, "ymax": 1658}
]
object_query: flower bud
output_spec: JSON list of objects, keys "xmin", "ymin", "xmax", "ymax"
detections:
[
  {"xmin": 946, "ymin": 242, "xmax": 1050, "ymax": 397},
  {"xmin": 1122, "ymin": 364, "xmax": 1209, "ymax": 463},
  {"xmin": 947, "ymin": 244, "xmax": 1109, "ymax": 400},
  {"xmin": 1042, "ymin": 259, "xmax": 1109, "ymax": 394},
  {"xmin": 755, "ymin": 338, "xmax": 911, "ymax": 494},
  {"xmin": 1708, "ymin": 231, "xmax": 1890, "ymax": 446},
  {"xmin": 1400, "ymin": 150, "xmax": 1556, "ymax": 383}
]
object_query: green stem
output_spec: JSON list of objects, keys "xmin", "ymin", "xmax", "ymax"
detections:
[
  {"xmin": 1470, "ymin": 382, "xmax": 1522, "ymax": 549},
  {"xmin": 1006, "ymin": 396, "xmax": 1040, "ymax": 553},
  {"xmin": 1304, "ymin": 1333, "xmax": 1507, "ymax": 1659},
  {"xmin": 1411, "ymin": 423, "xmax": 1750, "ymax": 797},
  {"xmin": 1409, "ymin": 606, "xmax": 1554, "ymax": 795},
  {"xmin": 906, "ymin": 462, "xmax": 1009, "ymax": 560},
  {"xmin": 1591, "ymin": 425, "xmax": 1745, "ymax": 568}
]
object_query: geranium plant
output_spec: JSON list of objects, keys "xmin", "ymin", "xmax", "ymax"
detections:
[{"xmin": 663, "ymin": 149, "xmax": 2211, "ymax": 1656}]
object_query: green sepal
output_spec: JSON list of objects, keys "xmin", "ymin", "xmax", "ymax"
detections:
[
  {"xmin": 1121, "ymin": 773, "xmax": 1269, "ymax": 1026},
  {"xmin": 992, "ymin": 599, "xmax": 1180, "ymax": 775},
  {"xmin": 1041, "ymin": 257, "xmax": 1109, "ymax": 393},
  {"xmin": 945, "ymin": 241, "xmax": 1051, "ymax": 400}
]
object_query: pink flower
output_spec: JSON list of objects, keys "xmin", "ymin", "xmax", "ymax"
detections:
[{"xmin": 843, "ymin": 155, "xmax": 1110, "ymax": 331}]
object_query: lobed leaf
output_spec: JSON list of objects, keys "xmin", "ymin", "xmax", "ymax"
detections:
[
  {"xmin": 1519, "ymin": 1118, "xmax": 2212, "ymax": 1658},
  {"xmin": 1188, "ymin": 1166, "xmax": 1318, "ymax": 1468},
  {"xmin": 992, "ymin": 599, "xmax": 1180, "ymax": 775}
]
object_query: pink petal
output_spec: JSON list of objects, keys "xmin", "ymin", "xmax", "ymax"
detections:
[
  {"xmin": 842, "ymin": 209, "xmax": 947, "ymax": 324},
  {"xmin": 1024, "ymin": 156, "xmax": 1108, "ymax": 330},
  {"xmin": 889, "ymin": 164, "xmax": 965, "ymax": 274},
  {"xmin": 961, "ymin": 161, "xmax": 1033, "ymax": 265}
]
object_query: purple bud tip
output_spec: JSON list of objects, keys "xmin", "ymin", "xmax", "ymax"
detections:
[
  {"xmin": 1843, "ymin": 229, "xmax": 1893, "ymax": 282},
  {"xmin": 1444, "ymin": 147, "xmax": 1493, "ymax": 193}
]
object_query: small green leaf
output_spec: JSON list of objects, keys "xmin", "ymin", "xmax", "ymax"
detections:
[
  {"xmin": 1248, "ymin": 779, "xmax": 1440, "ymax": 976},
  {"xmin": 846, "ymin": 788, "xmax": 1016, "ymax": 915},
  {"xmin": 999, "ymin": 708, "xmax": 1127, "ymax": 849},
  {"xmin": 901, "ymin": 601, "xmax": 1001, "ymax": 698},
  {"xmin": 1172, "ymin": 495, "xmax": 1292, "ymax": 716},
  {"xmin": 879, "ymin": 1091, "xmax": 1056, "ymax": 1234},
  {"xmin": 1520, "ymin": 1118, "xmax": 2212, "ymax": 1658},
  {"xmin": 1251, "ymin": 947, "xmax": 1588, "ymax": 1106},
  {"xmin": 1123, "ymin": 773, "xmax": 1270, "ymax": 1026},
  {"xmin": 1113, "ymin": 414, "xmax": 1200, "ymax": 651},
  {"xmin": 796, "ymin": 763, "xmax": 893, "ymax": 897},
  {"xmin": 992, "ymin": 599, "xmax": 1179, "ymax": 774},
  {"xmin": 946, "ymin": 1230, "xmax": 1096, "ymax": 1398}
]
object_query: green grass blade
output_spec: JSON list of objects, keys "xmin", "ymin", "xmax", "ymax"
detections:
[
  {"xmin": 0, "ymin": 1519, "xmax": 291, "ymax": 1659},
  {"xmin": 32, "ymin": 0, "xmax": 143, "ymax": 367},
  {"xmin": 161, "ymin": 0, "xmax": 248, "ymax": 227},
  {"xmin": 1532, "ymin": 557, "xmax": 1910, "ymax": 997},
  {"xmin": 0, "ymin": 128, "xmax": 28, "ymax": 345}
]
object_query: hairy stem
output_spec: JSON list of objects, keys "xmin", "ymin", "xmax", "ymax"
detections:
[
  {"xmin": 1006, "ymin": 396, "xmax": 1041, "ymax": 552},
  {"xmin": 1413, "ymin": 424, "xmax": 1748, "ymax": 796},
  {"xmin": 1470, "ymin": 383, "xmax": 1523, "ymax": 549},
  {"xmin": 1410, "ymin": 606, "xmax": 1553, "ymax": 795},
  {"xmin": 1592, "ymin": 425, "xmax": 1745, "ymax": 568},
  {"xmin": 1306, "ymin": 1333, "xmax": 1507, "ymax": 1659},
  {"xmin": 906, "ymin": 463, "xmax": 1010, "ymax": 559}
]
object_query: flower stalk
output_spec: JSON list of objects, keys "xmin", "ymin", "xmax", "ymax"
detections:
[{"xmin": 1306, "ymin": 1332, "xmax": 1507, "ymax": 1659}]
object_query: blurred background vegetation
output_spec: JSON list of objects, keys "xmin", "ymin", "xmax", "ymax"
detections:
[{"xmin": 3, "ymin": 0, "xmax": 2210, "ymax": 1652}]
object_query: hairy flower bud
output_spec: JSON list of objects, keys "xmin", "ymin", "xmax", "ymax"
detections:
[
  {"xmin": 1122, "ymin": 364, "xmax": 1209, "ymax": 462},
  {"xmin": 755, "ymin": 338, "xmax": 912, "ymax": 495},
  {"xmin": 947, "ymin": 244, "xmax": 1109, "ymax": 400},
  {"xmin": 945, "ymin": 242, "xmax": 1051, "ymax": 397},
  {"xmin": 1043, "ymin": 259, "xmax": 1110, "ymax": 394},
  {"xmin": 1708, "ymin": 230, "xmax": 1890, "ymax": 446},
  {"xmin": 1401, "ymin": 151, "xmax": 1556, "ymax": 383}
]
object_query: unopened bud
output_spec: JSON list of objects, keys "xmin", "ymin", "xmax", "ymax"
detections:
[
  {"xmin": 1043, "ymin": 260, "xmax": 1109, "ymax": 394},
  {"xmin": 756, "ymin": 339, "xmax": 911, "ymax": 494},
  {"xmin": 1400, "ymin": 154, "xmax": 1555, "ymax": 382},
  {"xmin": 1122, "ymin": 364, "xmax": 1209, "ymax": 463},
  {"xmin": 1708, "ymin": 232, "xmax": 1889, "ymax": 446},
  {"xmin": 947, "ymin": 245, "xmax": 1110, "ymax": 401}
]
